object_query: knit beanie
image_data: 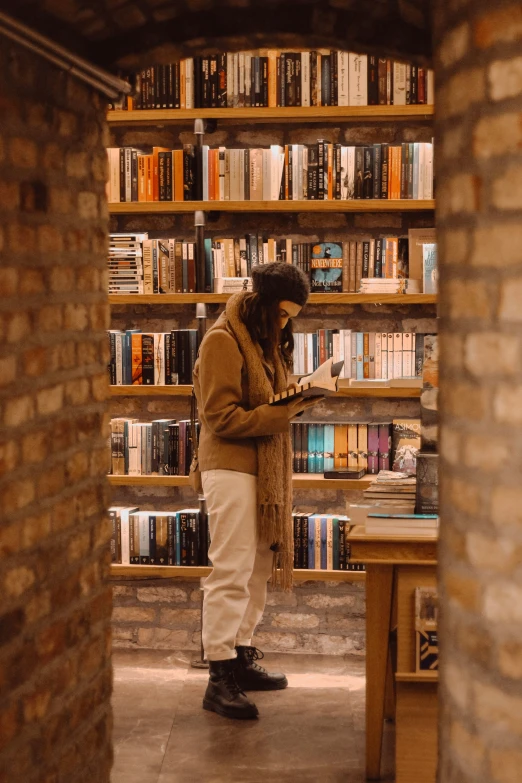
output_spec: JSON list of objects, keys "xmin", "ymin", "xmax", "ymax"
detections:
[{"xmin": 251, "ymin": 262, "xmax": 310, "ymax": 307}]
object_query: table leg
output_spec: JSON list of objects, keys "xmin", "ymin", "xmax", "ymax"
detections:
[{"xmin": 365, "ymin": 564, "xmax": 394, "ymax": 780}]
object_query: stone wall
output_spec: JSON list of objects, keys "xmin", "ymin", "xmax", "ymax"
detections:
[
  {"xmin": 112, "ymin": 577, "xmax": 365, "ymax": 656},
  {"xmin": 109, "ymin": 118, "xmax": 436, "ymax": 653},
  {"xmin": 0, "ymin": 41, "xmax": 112, "ymax": 782},
  {"xmin": 435, "ymin": 2, "xmax": 522, "ymax": 781}
]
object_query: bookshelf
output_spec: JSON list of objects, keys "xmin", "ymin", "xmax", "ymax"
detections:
[
  {"xmin": 110, "ymin": 564, "xmax": 366, "ymax": 582},
  {"xmin": 107, "ymin": 106, "xmax": 434, "ymax": 126},
  {"xmin": 109, "ymin": 293, "xmax": 437, "ymax": 305},
  {"xmin": 109, "ymin": 200, "xmax": 434, "ymax": 214},
  {"xmin": 109, "ymin": 383, "xmax": 422, "ymax": 399},
  {"xmin": 107, "ymin": 474, "xmax": 376, "ymax": 490}
]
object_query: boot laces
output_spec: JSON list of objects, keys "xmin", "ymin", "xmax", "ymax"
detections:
[
  {"xmin": 244, "ymin": 646, "xmax": 267, "ymax": 673},
  {"xmin": 224, "ymin": 667, "xmax": 243, "ymax": 697}
]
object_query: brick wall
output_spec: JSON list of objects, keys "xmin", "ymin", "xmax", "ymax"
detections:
[
  {"xmin": 435, "ymin": 2, "xmax": 522, "ymax": 781},
  {"xmin": 109, "ymin": 119, "xmax": 436, "ymax": 653},
  {"xmin": 0, "ymin": 42, "xmax": 112, "ymax": 782}
]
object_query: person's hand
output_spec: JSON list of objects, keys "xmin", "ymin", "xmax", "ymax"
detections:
[{"xmin": 287, "ymin": 396, "xmax": 324, "ymax": 419}]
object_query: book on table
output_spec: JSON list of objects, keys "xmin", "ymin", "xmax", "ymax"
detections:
[{"xmin": 269, "ymin": 357, "xmax": 344, "ymax": 405}]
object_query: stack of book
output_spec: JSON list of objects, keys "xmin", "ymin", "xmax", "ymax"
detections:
[
  {"xmin": 364, "ymin": 511, "xmax": 438, "ymax": 537},
  {"xmin": 109, "ymin": 233, "xmax": 147, "ymax": 294},
  {"xmin": 119, "ymin": 52, "xmax": 434, "ymax": 110},
  {"xmin": 363, "ymin": 470, "xmax": 417, "ymax": 502},
  {"xmin": 107, "ymin": 329, "xmax": 199, "ymax": 386},
  {"xmin": 293, "ymin": 330, "xmax": 425, "ymax": 380},
  {"xmin": 359, "ymin": 278, "xmax": 421, "ymax": 294},
  {"xmin": 109, "ymin": 506, "xmax": 209, "ymax": 566},
  {"xmin": 201, "ymin": 141, "xmax": 434, "ymax": 202},
  {"xmin": 109, "ymin": 418, "xmax": 198, "ymax": 476}
]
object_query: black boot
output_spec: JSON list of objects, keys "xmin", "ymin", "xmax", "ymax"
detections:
[
  {"xmin": 203, "ymin": 659, "xmax": 259, "ymax": 720},
  {"xmin": 235, "ymin": 646, "xmax": 288, "ymax": 691}
]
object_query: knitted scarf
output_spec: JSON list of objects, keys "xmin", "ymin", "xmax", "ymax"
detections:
[{"xmin": 210, "ymin": 292, "xmax": 294, "ymax": 589}]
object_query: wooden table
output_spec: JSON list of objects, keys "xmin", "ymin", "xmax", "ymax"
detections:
[{"xmin": 347, "ymin": 526, "xmax": 438, "ymax": 782}]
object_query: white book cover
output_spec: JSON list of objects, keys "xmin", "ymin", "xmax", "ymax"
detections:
[
  {"xmin": 338, "ymin": 330, "xmax": 345, "ymax": 376},
  {"xmin": 115, "ymin": 333, "xmax": 123, "ymax": 385},
  {"xmin": 301, "ymin": 52, "xmax": 310, "ymax": 107},
  {"xmin": 270, "ymin": 145, "xmax": 284, "ymax": 200},
  {"xmin": 307, "ymin": 333, "xmax": 314, "ymax": 376},
  {"xmin": 375, "ymin": 333, "xmax": 382, "ymax": 379},
  {"xmin": 346, "ymin": 146, "xmax": 355, "ymax": 199},
  {"xmin": 154, "ymin": 333, "xmax": 166, "ymax": 386},
  {"xmin": 381, "ymin": 334, "xmax": 388, "ymax": 380},
  {"xmin": 387, "ymin": 333, "xmax": 394, "ymax": 380},
  {"xmin": 226, "ymin": 53, "xmax": 234, "ymax": 106},
  {"xmin": 343, "ymin": 330, "xmax": 352, "ymax": 379},
  {"xmin": 393, "ymin": 333, "xmax": 403, "ymax": 378},
  {"xmin": 300, "ymin": 144, "xmax": 308, "ymax": 199},
  {"xmin": 418, "ymin": 143, "xmax": 426, "ymax": 200},
  {"xmin": 120, "ymin": 510, "xmax": 130, "ymax": 565},
  {"xmin": 427, "ymin": 69, "xmax": 435, "ymax": 105},
  {"xmin": 224, "ymin": 149, "xmax": 231, "ymax": 200},
  {"xmin": 245, "ymin": 55, "xmax": 252, "ymax": 106},
  {"xmin": 348, "ymin": 53, "xmax": 368, "ymax": 106},
  {"xmin": 185, "ymin": 58, "xmax": 194, "ymax": 108},
  {"xmin": 108, "ymin": 148, "xmax": 120, "ymax": 202},
  {"xmin": 326, "ymin": 518, "xmax": 333, "ymax": 570},
  {"xmin": 293, "ymin": 334, "xmax": 300, "ymax": 375},
  {"xmin": 402, "ymin": 333, "xmax": 413, "ymax": 376},
  {"xmin": 332, "ymin": 331, "xmax": 340, "ymax": 364},
  {"xmin": 218, "ymin": 147, "xmax": 226, "ymax": 200},
  {"xmin": 124, "ymin": 148, "xmax": 132, "ymax": 202},
  {"xmin": 233, "ymin": 53, "xmax": 239, "ymax": 107},
  {"xmin": 424, "ymin": 143, "xmax": 433, "ymax": 199},
  {"xmin": 338, "ymin": 51, "xmax": 349, "ymax": 106},
  {"xmin": 393, "ymin": 62, "xmax": 406, "ymax": 105}
]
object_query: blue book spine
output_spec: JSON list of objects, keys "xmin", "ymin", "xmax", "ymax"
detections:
[
  {"xmin": 324, "ymin": 424, "xmax": 335, "ymax": 471},
  {"xmin": 308, "ymin": 423, "xmax": 316, "ymax": 473},
  {"xmin": 316, "ymin": 424, "xmax": 325, "ymax": 474},
  {"xmin": 320, "ymin": 517, "xmax": 328, "ymax": 570},
  {"xmin": 175, "ymin": 512, "xmax": 181, "ymax": 565},
  {"xmin": 333, "ymin": 518, "xmax": 339, "ymax": 570},
  {"xmin": 313, "ymin": 333, "xmax": 318, "ymax": 370},
  {"xmin": 356, "ymin": 332, "xmax": 364, "ymax": 380},
  {"xmin": 308, "ymin": 517, "xmax": 315, "ymax": 569}
]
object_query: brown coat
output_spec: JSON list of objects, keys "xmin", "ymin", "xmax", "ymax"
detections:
[{"xmin": 193, "ymin": 312, "xmax": 290, "ymax": 476}]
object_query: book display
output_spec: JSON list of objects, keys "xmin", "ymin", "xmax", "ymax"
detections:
[{"xmin": 106, "ymin": 49, "xmax": 437, "ymax": 582}]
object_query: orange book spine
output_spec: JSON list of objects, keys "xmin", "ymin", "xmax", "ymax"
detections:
[
  {"xmin": 137, "ymin": 156, "xmax": 146, "ymax": 202},
  {"xmin": 268, "ymin": 50, "xmax": 277, "ymax": 107},
  {"xmin": 145, "ymin": 155, "xmax": 153, "ymax": 201},
  {"xmin": 131, "ymin": 333, "xmax": 143, "ymax": 385},
  {"xmin": 392, "ymin": 147, "xmax": 401, "ymax": 200},
  {"xmin": 209, "ymin": 148, "xmax": 215, "ymax": 200},
  {"xmin": 174, "ymin": 150, "xmax": 184, "ymax": 201}
]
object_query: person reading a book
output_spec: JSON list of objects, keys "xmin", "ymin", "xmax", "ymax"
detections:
[{"xmin": 193, "ymin": 262, "xmax": 316, "ymax": 720}]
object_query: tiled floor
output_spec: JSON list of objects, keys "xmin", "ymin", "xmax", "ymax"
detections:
[{"xmin": 112, "ymin": 649, "xmax": 395, "ymax": 783}]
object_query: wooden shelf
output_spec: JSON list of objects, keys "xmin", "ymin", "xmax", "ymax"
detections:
[
  {"xmin": 108, "ymin": 293, "xmax": 437, "ymax": 305},
  {"xmin": 109, "ymin": 199, "xmax": 434, "ymax": 214},
  {"xmin": 395, "ymin": 671, "xmax": 438, "ymax": 683},
  {"xmin": 108, "ymin": 474, "xmax": 375, "ymax": 489},
  {"xmin": 107, "ymin": 106, "xmax": 434, "ymax": 125},
  {"xmin": 110, "ymin": 564, "xmax": 366, "ymax": 581},
  {"xmin": 109, "ymin": 383, "xmax": 421, "ymax": 399}
]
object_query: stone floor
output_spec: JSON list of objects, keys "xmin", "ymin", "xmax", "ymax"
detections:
[{"xmin": 112, "ymin": 649, "xmax": 395, "ymax": 783}]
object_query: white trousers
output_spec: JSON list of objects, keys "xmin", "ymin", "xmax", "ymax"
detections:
[{"xmin": 201, "ymin": 469, "xmax": 274, "ymax": 661}]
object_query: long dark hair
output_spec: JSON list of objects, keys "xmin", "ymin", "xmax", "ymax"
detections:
[{"xmin": 238, "ymin": 293, "xmax": 294, "ymax": 370}]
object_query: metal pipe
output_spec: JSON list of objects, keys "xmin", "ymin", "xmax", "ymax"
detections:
[{"xmin": 0, "ymin": 10, "xmax": 131, "ymax": 100}]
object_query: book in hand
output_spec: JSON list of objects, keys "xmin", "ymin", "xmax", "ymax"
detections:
[{"xmin": 269, "ymin": 358, "xmax": 344, "ymax": 405}]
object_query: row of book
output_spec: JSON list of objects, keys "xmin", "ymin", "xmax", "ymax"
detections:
[
  {"xmin": 107, "ymin": 330, "xmax": 198, "ymax": 386},
  {"xmin": 293, "ymin": 331, "xmax": 426, "ymax": 380},
  {"xmin": 110, "ymin": 506, "xmax": 209, "ymax": 566},
  {"xmin": 119, "ymin": 52, "xmax": 434, "ymax": 110},
  {"xmin": 106, "ymin": 141, "xmax": 434, "ymax": 203},
  {"xmin": 109, "ymin": 418, "xmax": 198, "ymax": 476},
  {"xmin": 291, "ymin": 419, "xmax": 421, "ymax": 474},
  {"xmin": 109, "ymin": 505, "xmax": 363, "ymax": 572},
  {"xmin": 109, "ymin": 234, "xmax": 197, "ymax": 294},
  {"xmin": 109, "ymin": 229, "xmax": 437, "ymax": 296}
]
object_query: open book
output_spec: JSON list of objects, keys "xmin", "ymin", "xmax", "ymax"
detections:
[{"xmin": 269, "ymin": 358, "xmax": 344, "ymax": 406}]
